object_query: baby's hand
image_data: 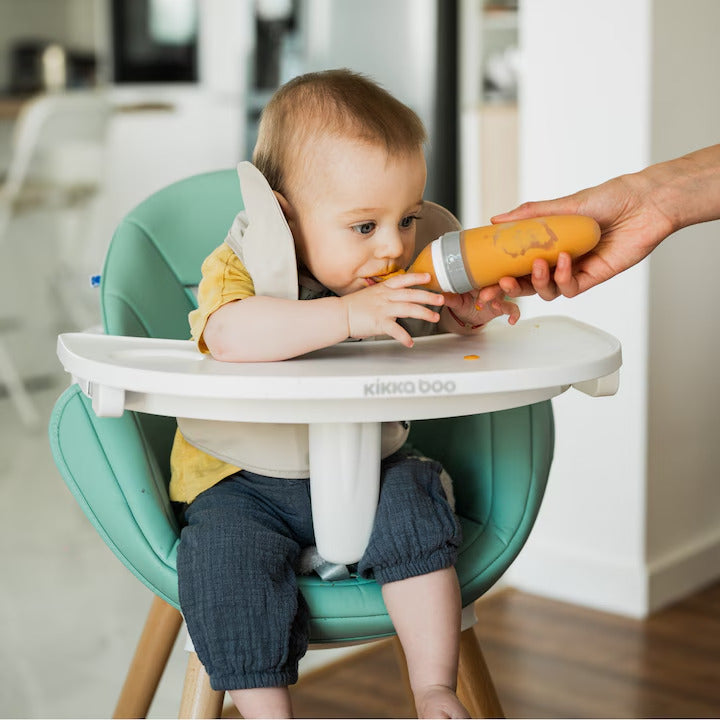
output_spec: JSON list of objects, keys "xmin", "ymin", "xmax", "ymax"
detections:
[
  {"xmin": 443, "ymin": 287, "xmax": 520, "ymax": 333},
  {"xmin": 340, "ymin": 272, "xmax": 444, "ymax": 347}
]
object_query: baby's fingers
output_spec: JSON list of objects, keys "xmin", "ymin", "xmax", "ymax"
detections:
[
  {"xmin": 492, "ymin": 299, "xmax": 521, "ymax": 325},
  {"xmin": 382, "ymin": 271, "xmax": 432, "ymax": 289},
  {"xmin": 383, "ymin": 320, "xmax": 415, "ymax": 348},
  {"xmin": 391, "ymin": 288, "xmax": 445, "ymax": 307},
  {"xmin": 392, "ymin": 301, "xmax": 442, "ymax": 324}
]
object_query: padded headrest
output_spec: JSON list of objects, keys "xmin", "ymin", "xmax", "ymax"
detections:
[{"xmin": 414, "ymin": 201, "xmax": 462, "ymax": 257}]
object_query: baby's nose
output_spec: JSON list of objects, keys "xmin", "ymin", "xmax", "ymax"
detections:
[{"xmin": 376, "ymin": 230, "xmax": 404, "ymax": 258}]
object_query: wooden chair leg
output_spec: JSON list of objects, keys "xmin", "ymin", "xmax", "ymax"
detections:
[
  {"xmin": 113, "ymin": 595, "xmax": 184, "ymax": 719},
  {"xmin": 391, "ymin": 636, "xmax": 417, "ymax": 716},
  {"xmin": 178, "ymin": 651, "xmax": 225, "ymax": 719},
  {"xmin": 456, "ymin": 626, "xmax": 504, "ymax": 719}
]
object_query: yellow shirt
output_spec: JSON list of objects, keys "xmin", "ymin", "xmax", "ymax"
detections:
[{"xmin": 169, "ymin": 243, "xmax": 254, "ymax": 503}]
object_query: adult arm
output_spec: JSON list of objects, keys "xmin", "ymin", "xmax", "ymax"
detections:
[{"xmin": 477, "ymin": 144, "xmax": 720, "ymax": 301}]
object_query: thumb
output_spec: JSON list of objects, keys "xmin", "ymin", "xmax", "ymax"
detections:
[{"xmin": 441, "ymin": 292, "xmax": 462, "ymax": 308}]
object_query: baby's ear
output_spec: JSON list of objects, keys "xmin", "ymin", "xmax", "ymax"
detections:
[{"xmin": 273, "ymin": 191, "xmax": 295, "ymax": 223}]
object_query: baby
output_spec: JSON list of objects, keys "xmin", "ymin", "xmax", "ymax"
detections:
[{"xmin": 171, "ymin": 68, "xmax": 518, "ymax": 718}]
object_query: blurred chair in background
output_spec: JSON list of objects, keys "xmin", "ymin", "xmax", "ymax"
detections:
[{"xmin": 0, "ymin": 90, "xmax": 112, "ymax": 425}]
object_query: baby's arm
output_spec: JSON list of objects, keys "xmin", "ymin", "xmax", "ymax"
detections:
[
  {"xmin": 204, "ymin": 272, "xmax": 444, "ymax": 362},
  {"xmin": 204, "ymin": 294, "xmax": 347, "ymax": 361}
]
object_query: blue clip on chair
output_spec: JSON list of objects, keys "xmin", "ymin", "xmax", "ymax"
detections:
[{"xmin": 48, "ymin": 169, "xmax": 554, "ymax": 718}]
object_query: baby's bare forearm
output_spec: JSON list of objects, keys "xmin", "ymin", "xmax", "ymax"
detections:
[{"xmin": 203, "ymin": 295, "xmax": 348, "ymax": 362}]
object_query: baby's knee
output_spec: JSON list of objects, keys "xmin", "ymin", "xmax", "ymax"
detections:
[
  {"xmin": 358, "ymin": 457, "xmax": 461, "ymax": 584},
  {"xmin": 379, "ymin": 455, "xmax": 449, "ymax": 503}
]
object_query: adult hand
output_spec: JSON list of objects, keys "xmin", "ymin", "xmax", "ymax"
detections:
[
  {"xmin": 477, "ymin": 173, "xmax": 674, "ymax": 303},
  {"xmin": 477, "ymin": 144, "xmax": 720, "ymax": 303}
]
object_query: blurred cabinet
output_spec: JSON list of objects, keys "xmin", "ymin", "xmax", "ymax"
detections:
[
  {"xmin": 459, "ymin": 0, "xmax": 519, "ymax": 226},
  {"xmin": 0, "ymin": 0, "xmax": 252, "ymax": 391},
  {"xmin": 101, "ymin": 88, "xmax": 244, "ymax": 244}
]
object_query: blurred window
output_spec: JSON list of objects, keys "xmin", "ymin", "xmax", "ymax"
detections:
[{"xmin": 112, "ymin": 0, "xmax": 198, "ymax": 83}]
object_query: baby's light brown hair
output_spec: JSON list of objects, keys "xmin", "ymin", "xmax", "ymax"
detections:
[{"xmin": 252, "ymin": 68, "xmax": 427, "ymax": 200}]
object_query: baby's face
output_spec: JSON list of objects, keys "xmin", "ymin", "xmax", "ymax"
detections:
[{"xmin": 286, "ymin": 135, "xmax": 426, "ymax": 296}]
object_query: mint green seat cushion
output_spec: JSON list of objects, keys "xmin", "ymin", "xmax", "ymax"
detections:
[{"xmin": 49, "ymin": 169, "xmax": 554, "ymax": 645}]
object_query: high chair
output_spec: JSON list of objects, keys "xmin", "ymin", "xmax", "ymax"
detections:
[{"xmin": 48, "ymin": 168, "xmax": 621, "ymax": 718}]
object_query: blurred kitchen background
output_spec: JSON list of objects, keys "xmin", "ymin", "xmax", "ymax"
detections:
[{"xmin": 1, "ymin": 0, "xmax": 719, "ymax": 717}]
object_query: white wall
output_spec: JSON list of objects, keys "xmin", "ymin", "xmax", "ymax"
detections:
[
  {"xmin": 645, "ymin": 0, "xmax": 720, "ymax": 611},
  {"xmin": 506, "ymin": 0, "xmax": 720, "ymax": 617},
  {"xmin": 505, "ymin": 0, "xmax": 652, "ymax": 617}
]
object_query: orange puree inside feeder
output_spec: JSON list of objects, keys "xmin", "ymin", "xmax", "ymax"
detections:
[
  {"xmin": 373, "ymin": 269, "xmax": 406, "ymax": 281},
  {"xmin": 379, "ymin": 215, "xmax": 600, "ymax": 294}
]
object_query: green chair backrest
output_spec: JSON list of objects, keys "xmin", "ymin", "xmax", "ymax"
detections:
[
  {"xmin": 98, "ymin": 169, "xmax": 242, "ymax": 479},
  {"xmin": 101, "ymin": 168, "xmax": 241, "ymax": 340}
]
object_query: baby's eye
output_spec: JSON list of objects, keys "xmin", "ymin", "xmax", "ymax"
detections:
[
  {"xmin": 400, "ymin": 215, "xmax": 420, "ymax": 229},
  {"xmin": 352, "ymin": 222, "xmax": 376, "ymax": 235}
]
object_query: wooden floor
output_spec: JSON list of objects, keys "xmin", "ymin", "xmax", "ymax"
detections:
[{"xmin": 260, "ymin": 582, "xmax": 720, "ymax": 718}]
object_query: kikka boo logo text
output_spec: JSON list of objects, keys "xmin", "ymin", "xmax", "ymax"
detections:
[{"xmin": 363, "ymin": 378, "xmax": 457, "ymax": 397}]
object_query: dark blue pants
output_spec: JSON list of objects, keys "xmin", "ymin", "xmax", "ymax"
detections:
[{"xmin": 177, "ymin": 451, "xmax": 461, "ymax": 691}]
